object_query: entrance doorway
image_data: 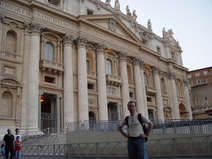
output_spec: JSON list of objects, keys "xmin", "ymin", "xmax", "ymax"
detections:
[
  {"xmin": 40, "ymin": 94, "xmax": 57, "ymax": 130},
  {"xmin": 108, "ymin": 102, "xmax": 118, "ymax": 121}
]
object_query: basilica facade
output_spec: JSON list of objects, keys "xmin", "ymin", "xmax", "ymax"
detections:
[{"xmin": 0, "ymin": 0, "xmax": 192, "ymax": 134}]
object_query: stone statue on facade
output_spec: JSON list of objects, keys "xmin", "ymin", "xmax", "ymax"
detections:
[
  {"xmin": 105, "ymin": 0, "xmax": 111, "ymax": 6},
  {"xmin": 132, "ymin": 10, "xmax": 137, "ymax": 21},
  {"xmin": 147, "ymin": 19, "xmax": 152, "ymax": 31},
  {"xmin": 114, "ymin": 0, "xmax": 120, "ymax": 11},
  {"xmin": 126, "ymin": 5, "xmax": 131, "ymax": 16}
]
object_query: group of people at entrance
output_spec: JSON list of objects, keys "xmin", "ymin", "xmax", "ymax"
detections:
[{"xmin": 1, "ymin": 128, "xmax": 22, "ymax": 159}]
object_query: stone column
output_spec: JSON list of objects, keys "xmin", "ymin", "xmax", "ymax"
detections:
[
  {"xmin": 140, "ymin": 61, "xmax": 148, "ymax": 117},
  {"xmin": 119, "ymin": 53, "xmax": 130, "ymax": 117},
  {"xmin": 152, "ymin": 67, "xmax": 164, "ymax": 121},
  {"xmin": 20, "ymin": 25, "xmax": 31, "ymax": 130},
  {"xmin": 25, "ymin": 22, "xmax": 44, "ymax": 131},
  {"xmin": 63, "ymin": 34, "xmax": 74, "ymax": 124},
  {"xmin": 183, "ymin": 79, "xmax": 193, "ymax": 120},
  {"xmin": 56, "ymin": 95, "xmax": 61, "ymax": 132},
  {"xmin": 133, "ymin": 58, "xmax": 144, "ymax": 113},
  {"xmin": 168, "ymin": 72, "xmax": 180, "ymax": 119},
  {"xmin": 96, "ymin": 43, "xmax": 108, "ymax": 120},
  {"xmin": 77, "ymin": 36, "xmax": 88, "ymax": 122}
]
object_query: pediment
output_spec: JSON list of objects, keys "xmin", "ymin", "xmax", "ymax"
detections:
[{"xmin": 79, "ymin": 14, "xmax": 141, "ymax": 44}]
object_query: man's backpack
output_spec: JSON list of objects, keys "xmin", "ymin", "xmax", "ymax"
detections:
[{"xmin": 125, "ymin": 113, "xmax": 148, "ymax": 142}]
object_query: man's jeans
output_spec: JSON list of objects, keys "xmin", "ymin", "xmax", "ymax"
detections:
[
  {"xmin": 128, "ymin": 137, "xmax": 148, "ymax": 159},
  {"xmin": 15, "ymin": 150, "xmax": 21, "ymax": 159}
]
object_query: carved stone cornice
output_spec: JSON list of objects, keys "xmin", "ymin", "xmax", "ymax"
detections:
[
  {"xmin": 23, "ymin": 21, "xmax": 44, "ymax": 35},
  {"xmin": 63, "ymin": 34, "xmax": 74, "ymax": 46},
  {"xmin": 96, "ymin": 43, "xmax": 106, "ymax": 55},
  {"xmin": 86, "ymin": 44, "xmax": 96, "ymax": 52},
  {"xmin": 119, "ymin": 52, "xmax": 128, "ymax": 62},
  {"xmin": 76, "ymin": 35, "xmax": 88, "ymax": 48}
]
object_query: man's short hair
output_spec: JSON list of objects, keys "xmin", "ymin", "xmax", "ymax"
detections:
[{"xmin": 127, "ymin": 101, "xmax": 136, "ymax": 106}]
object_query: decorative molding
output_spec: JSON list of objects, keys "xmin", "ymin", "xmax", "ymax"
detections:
[
  {"xmin": 76, "ymin": 35, "xmax": 88, "ymax": 48},
  {"xmin": 108, "ymin": 18, "xmax": 116, "ymax": 32},
  {"xmin": 24, "ymin": 21, "xmax": 45, "ymax": 35},
  {"xmin": 119, "ymin": 52, "xmax": 128, "ymax": 62},
  {"xmin": 96, "ymin": 43, "xmax": 106, "ymax": 54},
  {"xmin": 63, "ymin": 34, "xmax": 74, "ymax": 46}
]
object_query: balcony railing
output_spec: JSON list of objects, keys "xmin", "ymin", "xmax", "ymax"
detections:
[
  {"xmin": 0, "ymin": 51, "xmax": 21, "ymax": 62},
  {"xmin": 40, "ymin": 59, "xmax": 64, "ymax": 75},
  {"xmin": 106, "ymin": 74, "xmax": 122, "ymax": 86}
]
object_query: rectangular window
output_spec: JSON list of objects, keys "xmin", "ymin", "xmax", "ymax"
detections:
[
  {"xmin": 187, "ymin": 74, "xmax": 192, "ymax": 78},
  {"xmin": 203, "ymin": 71, "xmax": 208, "ymax": 75},
  {"xmin": 44, "ymin": 76, "xmax": 55, "ymax": 83},
  {"xmin": 195, "ymin": 72, "xmax": 200, "ymax": 77},
  {"xmin": 156, "ymin": 46, "xmax": 161, "ymax": 54},
  {"xmin": 196, "ymin": 79, "xmax": 201, "ymax": 84},
  {"xmin": 129, "ymin": 92, "xmax": 133, "ymax": 98},
  {"xmin": 147, "ymin": 97, "xmax": 152, "ymax": 102},
  {"xmin": 88, "ymin": 83, "xmax": 94, "ymax": 90},
  {"xmin": 205, "ymin": 78, "xmax": 208, "ymax": 83},
  {"xmin": 87, "ymin": 9, "xmax": 93, "ymax": 15}
]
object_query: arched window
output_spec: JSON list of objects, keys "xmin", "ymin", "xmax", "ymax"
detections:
[
  {"xmin": 144, "ymin": 73, "xmax": 148, "ymax": 87},
  {"xmin": 44, "ymin": 42, "xmax": 54, "ymax": 61},
  {"xmin": 106, "ymin": 59, "xmax": 112, "ymax": 75},
  {"xmin": 6, "ymin": 30, "xmax": 17, "ymax": 54},
  {"xmin": 1, "ymin": 91, "xmax": 13, "ymax": 118}
]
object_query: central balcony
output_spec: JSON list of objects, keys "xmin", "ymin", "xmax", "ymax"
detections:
[
  {"xmin": 40, "ymin": 60, "xmax": 64, "ymax": 75},
  {"xmin": 106, "ymin": 74, "xmax": 122, "ymax": 86}
]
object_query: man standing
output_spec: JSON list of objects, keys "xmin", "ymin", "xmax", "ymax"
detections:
[
  {"xmin": 118, "ymin": 101, "xmax": 153, "ymax": 159},
  {"xmin": 13, "ymin": 128, "xmax": 22, "ymax": 142},
  {"xmin": 3, "ymin": 129, "xmax": 15, "ymax": 159}
]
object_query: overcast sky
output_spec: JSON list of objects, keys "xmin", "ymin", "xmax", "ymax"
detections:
[{"xmin": 101, "ymin": 0, "xmax": 212, "ymax": 71}]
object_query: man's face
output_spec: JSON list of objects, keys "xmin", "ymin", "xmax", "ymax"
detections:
[
  {"xmin": 127, "ymin": 102, "xmax": 136, "ymax": 113},
  {"xmin": 7, "ymin": 129, "xmax": 11, "ymax": 134}
]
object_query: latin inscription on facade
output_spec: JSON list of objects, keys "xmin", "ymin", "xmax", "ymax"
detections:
[{"xmin": 1, "ymin": 1, "xmax": 138, "ymax": 52}]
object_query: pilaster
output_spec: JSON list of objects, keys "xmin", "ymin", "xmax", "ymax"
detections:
[{"xmin": 167, "ymin": 72, "xmax": 180, "ymax": 119}]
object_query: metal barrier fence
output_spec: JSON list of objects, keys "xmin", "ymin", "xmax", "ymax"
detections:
[
  {"xmin": 22, "ymin": 135, "xmax": 212, "ymax": 158},
  {"xmin": 66, "ymin": 119, "xmax": 212, "ymax": 134}
]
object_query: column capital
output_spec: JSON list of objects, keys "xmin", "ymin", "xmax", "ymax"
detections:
[
  {"xmin": 140, "ymin": 60, "xmax": 145, "ymax": 68},
  {"xmin": 152, "ymin": 66, "xmax": 161, "ymax": 75},
  {"xmin": 133, "ymin": 57, "xmax": 141, "ymax": 67},
  {"xmin": 63, "ymin": 34, "xmax": 75, "ymax": 46},
  {"xmin": 96, "ymin": 43, "xmax": 106, "ymax": 55},
  {"xmin": 0, "ymin": 12, "xmax": 5, "ymax": 23},
  {"xmin": 167, "ymin": 72, "xmax": 176, "ymax": 79},
  {"xmin": 24, "ymin": 21, "xmax": 45, "ymax": 36},
  {"xmin": 119, "ymin": 52, "xmax": 128, "ymax": 62},
  {"xmin": 77, "ymin": 35, "xmax": 88, "ymax": 48}
]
